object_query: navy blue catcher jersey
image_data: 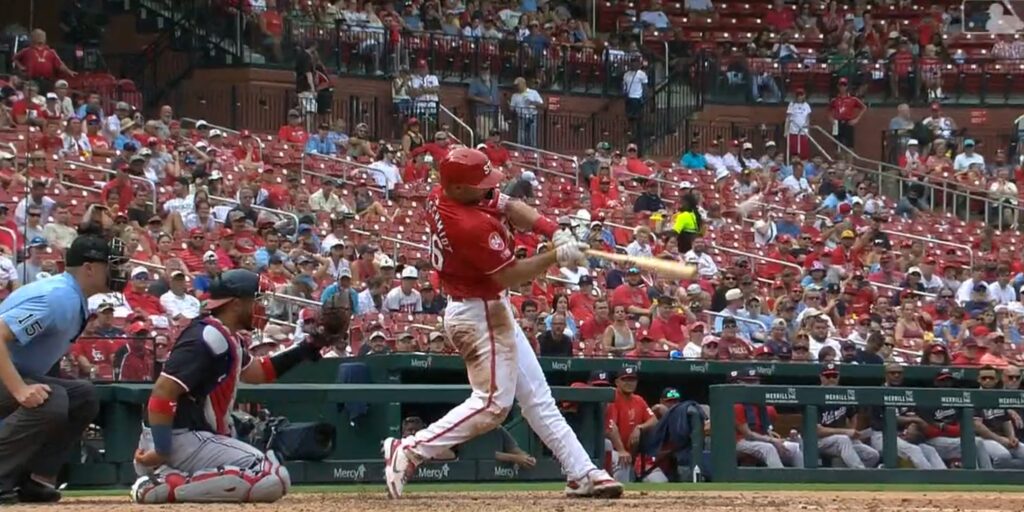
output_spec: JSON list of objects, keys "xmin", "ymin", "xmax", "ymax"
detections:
[{"xmin": 160, "ymin": 315, "xmax": 252, "ymax": 435}]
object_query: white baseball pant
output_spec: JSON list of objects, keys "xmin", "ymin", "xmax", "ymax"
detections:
[
  {"xmin": 817, "ymin": 435, "xmax": 879, "ymax": 468},
  {"xmin": 736, "ymin": 439, "xmax": 803, "ymax": 468},
  {"xmin": 401, "ymin": 297, "xmax": 597, "ymax": 480},
  {"xmin": 926, "ymin": 436, "xmax": 993, "ymax": 469},
  {"xmin": 869, "ymin": 431, "xmax": 946, "ymax": 469},
  {"xmin": 980, "ymin": 439, "xmax": 1024, "ymax": 469}
]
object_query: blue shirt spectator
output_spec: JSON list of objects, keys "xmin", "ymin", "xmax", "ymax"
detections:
[
  {"xmin": 680, "ymin": 150, "xmax": 707, "ymax": 170},
  {"xmin": 305, "ymin": 125, "xmax": 337, "ymax": 156},
  {"xmin": 321, "ymin": 282, "xmax": 361, "ymax": 315}
]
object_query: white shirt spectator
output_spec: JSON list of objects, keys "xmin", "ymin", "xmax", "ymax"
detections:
[
  {"xmin": 722, "ymin": 152, "xmax": 742, "ymax": 173},
  {"xmin": 956, "ymin": 278, "xmax": 987, "ymax": 304},
  {"xmin": 163, "ymin": 195, "xmax": 194, "ymax": 217},
  {"xmin": 14, "ymin": 196, "xmax": 57, "ymax": 227},
  {"xmin": 922, "ymin": 115, "xmax": 955, "ymax": 139},
  {"xmin": 626, "ymin": 241, "xmax": 654, "ymax": 258},
  {"xmin": 622, "ymin": 69, "xmax": 648, "ymax": 99},
  {"xmin": 684, "ymin": 250, "xmax": 719, "ymax": 277},
  {"xmin": 310, "ymin": 189, "xmax": 349, "ymax": 213},
  {"xmin": 382, "ymin": 286, "xmax": 423, "ymax": 313},
  {"xmin": 741, "ymin": 156, "xmax": 762, "ymax": 170},
  {"xmin": 953, "ymin": 151, "xmax": 985, "ymax": 172},
  {"xmin": 640, "ymin": 9, "xmax": 670, "ymax": 29},
  {"xmin": 921, "ymin": 274, "xmax": 945, "ymax": 294},
  {"xmin": 43, "ymin": 222, "xmax": 77, "ymax": 250},
  {"xmin": 987, "ymin": 281, "xmax": 1017, "ymax": 305},
  {"xmin": 324, "ymin": 257, "xmax": 350, "ymax": 279},
  {"xmin": 782, "ymin": 174, "xmax": 812, "ymax": 195},
  {"xmin": 160, "ymin": 290, "xmax": 202, "ymax": 319},
  {"xmin": 410, "ymin": 73, "xmax": 440, "ymax": 104},
  {"xmin": 989, "ymin": 179, "xmax": 1019, "ymax": 204},
  {"xmin": 558, "ymin": 266, "xmax": 591, "ymax": 290},
  {"xmin": 357, "ymin": 288, "xmax": 378, "ymax": 314},
  {"xmin": 705, "ymin": 153, "xmax": 727, "ymax": 174},
  {"xmin": 103, "ymin": 115, "xmax": 121, "ymax": 142},
  {"xmin": 61, "ymin": 133, "xmax": 92, "ymax": 157},
  {"xmin": 510, "ymin": 88, "xmax": 544, "ymax": 118},
  {"xmin": 368, "ymin": 160, "xmax": 402, "ymax": 190},
  {"xmin": 786, "ymin": 100, "xmax": 812, "ymax": 135}
]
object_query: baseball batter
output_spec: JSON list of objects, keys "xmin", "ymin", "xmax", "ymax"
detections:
[
  {"xmin": 383, "ymin": 147, "xmax": 623, "ymax": 499},
  {"xmin": 131, "ymin": 269, "xmax": 351, "ymax": 504}
]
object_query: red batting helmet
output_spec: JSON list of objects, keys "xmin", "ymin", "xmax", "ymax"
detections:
[{"xmin": 439, "ymin": 147, "xmax": 504, "ymax": 189}]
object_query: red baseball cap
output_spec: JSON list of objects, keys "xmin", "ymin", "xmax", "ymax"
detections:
[
  {"xmin": 126, "ymin": 321, "xmax": 149, "ymax": 335},
  {"xmin": 838, "ymin": 77, "xmax": 849, "ymax": 85},
  {"xmin": 147, "ymin": 137, "xmax": 159, "ymax": 146},
  {"xmin": 439, "ymin": 148, "xmax": 503, "ymax": 189},
  {"xmin": 220, "ymin": 228, "xmax": 234, "ymax": 238},
  {"xmin": 189, "ymin": 227, "xmax": 205, "ymax": 237},
  {"xmin": 240, "ymin": 129, "xmax": 252, "ymax": 138}
]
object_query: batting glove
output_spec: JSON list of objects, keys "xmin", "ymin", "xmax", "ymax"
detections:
[{"xmin": 555, "ymin": 242, "xmax": 589, "ymax": 266}]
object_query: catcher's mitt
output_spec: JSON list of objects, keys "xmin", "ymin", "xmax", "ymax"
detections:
[{"xmin": 302, "ymin": 291, "xmax": 352, "ymax": 349}]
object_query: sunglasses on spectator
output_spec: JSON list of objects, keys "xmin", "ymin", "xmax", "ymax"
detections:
[
  {"xmin": 27, "ymin": 212, "xmax": 40, "ymax": 217},
  {"xmin": 884, "ymin": 342, "xmax": 895, "ymax": 347},
  {"xmin": 887, "ymin": 370, "xmax": 903, "ymax": 375},
  {"xmin": 980, "ymin": 375, "xmax": 997, "ymax": 382},
  {"xmin": 792, "ymin": 346, "xmax": 809, "ymax": 352},
  {"xmin": 723, "ymin": 276, "xmax": 736, "ymax": 281},
  {"xmin": 1006, "ymin": 374, "xmax": 1022, "ymax": 381}
]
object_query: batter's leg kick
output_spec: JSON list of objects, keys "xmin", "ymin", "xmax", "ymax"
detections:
[
  {"xmin": 384, "ymin": 298, "xmax": 622, "ymax": 499},
  {"xmin": 131, "ymin": 428, "xmax": 290, "ymax": 504}
]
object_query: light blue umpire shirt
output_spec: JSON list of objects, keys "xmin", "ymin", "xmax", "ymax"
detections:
[{"xmin": 0, "ymin": 272, "xmax": 90, "ymax": 377}]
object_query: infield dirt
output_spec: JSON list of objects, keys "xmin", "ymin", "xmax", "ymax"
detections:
[{"xmin": 8, "ymin": 490, "xmax": 1022, "ymax": 512}]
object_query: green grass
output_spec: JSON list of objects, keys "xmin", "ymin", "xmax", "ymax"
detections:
[{"xmin": 64, "ymin": 481, "xmax": 1024, "ymax": 497}]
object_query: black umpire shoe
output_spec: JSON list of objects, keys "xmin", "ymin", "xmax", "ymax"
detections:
[
  {"xmin": 16, "ymin": 478, "xmax": 60, "ymax": 503},
  {"xmin": 0, "ymin": 489, "xmax": 17, "ymax": 506}
]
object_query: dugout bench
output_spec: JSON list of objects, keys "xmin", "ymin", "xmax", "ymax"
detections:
[
  {"xmin": 73, "ymin": 383, "xmax": 613, "ymax": 486},
  {"xmin": 709, "ymin": 384, "xmax": 1024, "ymax": 485}
]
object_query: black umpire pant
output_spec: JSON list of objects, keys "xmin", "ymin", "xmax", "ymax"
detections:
[{"xmin": 0, "ymin": 375, "xmax": 98, "ymax": 491}]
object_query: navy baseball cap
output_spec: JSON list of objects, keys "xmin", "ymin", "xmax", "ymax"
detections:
[
  {"xmin": 935, "ymin": 368, "xmax": 954, "ymax": 381},
  {"xmin": 820, "ymin": 362, "xmax": 840, "ymax": 377},
  {"xmin": 205, "ymin": 269, "xmax": 262, "ymax": 310},
  {"xmin": 616, "ymin": 366, "xmax": 639, "ymax": 380},
  {"xmin": 29, "ymin": 236, "xmax": 47, "ymax": 248},
  {"xmin": 588, "ymin": 370, "xmax": 611, "ymax": 386}
]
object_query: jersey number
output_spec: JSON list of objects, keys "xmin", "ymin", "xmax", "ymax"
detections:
[
  {"xmin": 17, "ymin": 313, "xmax": 42, "ymax": 337},
  {"xmin": 430, "ymin": 234, "xmax": 445, "ymax": 270}
]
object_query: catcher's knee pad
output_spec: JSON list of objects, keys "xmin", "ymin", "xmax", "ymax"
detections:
[
  {"xmin": 248, "ymin": 450, "xmax": 291, "ymax": 503},
  {"xmin": 130, "ymin": 471, "xmax": 187, "ymax": 504}
]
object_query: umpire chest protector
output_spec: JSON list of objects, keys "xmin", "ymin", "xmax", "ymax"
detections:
[{"xmin": 163, "ymin": 316, "xmax": 251, "ymax": 435}]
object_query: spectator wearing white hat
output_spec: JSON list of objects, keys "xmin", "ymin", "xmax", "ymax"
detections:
[
  {"xmin": 159, "ymin": 270, "xmax": 201, "ymax": 320},
  {"xmin": 714, "ymin": 288, "xmax": 746, "ymax": 333},
  {"xmin": 899, "ymin": 139, "xmax": 926, "ymax": 176},
  {"xmin": 382, "ymin": 266, "xmax": 423, "ymax": 313}
]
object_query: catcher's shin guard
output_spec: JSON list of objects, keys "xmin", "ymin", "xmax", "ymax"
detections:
[{"xmin": 130, "ymin": 452, "xmax": 290, "ymax": 504}]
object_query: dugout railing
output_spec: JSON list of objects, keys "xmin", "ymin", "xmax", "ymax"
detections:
[{"xmin": 709, "ymin": 384, "xmax": 1024, "ymax": 484}]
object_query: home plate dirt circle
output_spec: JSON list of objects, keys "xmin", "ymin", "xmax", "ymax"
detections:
[{"xmin": 9, "ymin": 490, "xmax": 1023, "ymax": 511}]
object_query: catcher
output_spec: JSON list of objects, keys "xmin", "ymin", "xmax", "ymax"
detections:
[{"xmin": 131, "ymin": 269, "xmax": 351, "ymax": 504}]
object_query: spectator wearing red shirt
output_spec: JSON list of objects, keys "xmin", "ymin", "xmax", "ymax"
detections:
[
  {"xmin": 626, "ymin": 330, "xmax": 666, "ymax": 359},
  {"xmin": 258, "ymin": 0, "xmax": 285, "ymax": 62},
  {"xmin": 119, "ymin": 322, "xmax": 156, "ymax": 381},
  {"xmin": 34, "ymin": 120, "xmax": 63, "ymax": 153},
  {"xmin": 950, "ymin": 337, "xmax": 984, "ymax": 366},
  {"xmin": 481, "ymin": 130, "xmax": 510, "ymax": 167},
  {"xmin": 765, "ymin": 0, "xmax": 795, "ymax": 31},
  {"xmin": 828, "ymin": 78, "xmax": 866, "ymax": 148},
  {"xmin": 590, "ymin": 175, "xmax": 621, "ymax": 211},
  {"xmin": 233, "ymin": 130, "xmax": 264, "ymax": 164},
  {"xmin": 610, "ymin": 268, "xmax": 652, "ymax": 316},
  {"xmin": 889, "ymin": 40, "xmax": 915, "ymax": 99},
  {"xmin": 74, "ymin": 337, "xmax": 119, "ymax": 381},
  {"xmin": 13, "ymin": 29, "xmax": 76, "ymax": 84},
  {"xmin": 11, "ymin": 82, "xmax": 44, "ymax": 126},
  {"xmin": 568, "ymin": 276, "xmax": 598, "ymax": 324},
  {"xmin": 605, "ymin": 367, "xmax": 657, "ymax": 481},
  {"xmin": 101, "ymin": 163, "xmax": 137, "ymax": 211},
  {"xmin": 579, "ymin": 298, "xmax": 611, "ymax": 342},
  {"xmin": 409, "ymin": 131, "xmax": 453, "ymax": 163},
  {"xmin": 623, "ymin": 143, "xmax": 653, "ymax": 178},
  {"xmin": 177, "ymin": 228, "xmax": 210, "ymax": 272},
  {"xmin": 648, "ymin": 296, "xmax": 686, "ymax": 349},
  {"xmin": 277, "ymin": 109, "xmax": 309, "ymax": 144},
  {"xmin": 85, "ymin": 115, "xmax": 114, "ymax": 156},
  {"xmin": 717, "ymin": 317, "xmax": 754, "ymax": 360},
  {"xmin": 124, "ymin": 266, "xmax": 165, "ymax": 316}
]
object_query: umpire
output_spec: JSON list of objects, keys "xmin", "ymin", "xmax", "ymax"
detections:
[{"xmin": 0, "ymin": 235, "xmax": 126, "ymax": 504}]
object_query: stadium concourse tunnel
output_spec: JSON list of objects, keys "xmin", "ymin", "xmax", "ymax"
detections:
[{"xmin": 51, "ymin": 354, "xmax": 1024, "ymax": 487}]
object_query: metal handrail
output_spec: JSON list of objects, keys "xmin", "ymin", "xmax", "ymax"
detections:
[
  {"xmin": 63, "ymin": 160, "xmax": 158, "ymax": 208},
  {"xmin": 880, "ymin": 229, "xmax": 974, "ymax": 269},
  {"xmin": 180, "ymin": 117, "xmax": 265, "ymax": 148},
  {"xmin": 350, "ymin": 228, "xmax": 429, "ymax": 250},
  {"xmin": 60, "ymin": 181, "xmax": 103, "ymax": 195},
  {"xmin": 438, "ymin": 104, "xmax": 474, "ymax": 147},
  {"xmin": 710, "ymin": 243, "xmax": 804, "ymax": 274},
  {"xmin": 298, "ymin": 161, "xmax": 387, "ymax": 194},
  {"xmin": 301, "ymin": 152, "xmax": 393, "ymax": 188},
  {"xmin": 702, "ymin": 310, "xmax": 771, "ymax": 331},
  {"xmin": 209, "ymin": 195, "xmax": 301, "ymax": 229},
  {"xmin": 511, "ymin": 159, "xmax": 576, "ymax": 181},
  {"xmin": 502, "ymin": 141, "xmax": 580, "ymax": 186}
]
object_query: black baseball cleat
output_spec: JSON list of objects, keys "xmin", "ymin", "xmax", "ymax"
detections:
[
  {"xmin": 0, "ymin": 489, "xmax": 18, "ymax": 506},
  {"xmin": 16, "ymin": 478, "xmax": 61, "ymax": 503}
]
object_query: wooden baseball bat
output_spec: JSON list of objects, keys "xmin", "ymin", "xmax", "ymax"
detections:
[{"xmin": 584, "ymin": 250, "xmax": 697, "ymax": 280}]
